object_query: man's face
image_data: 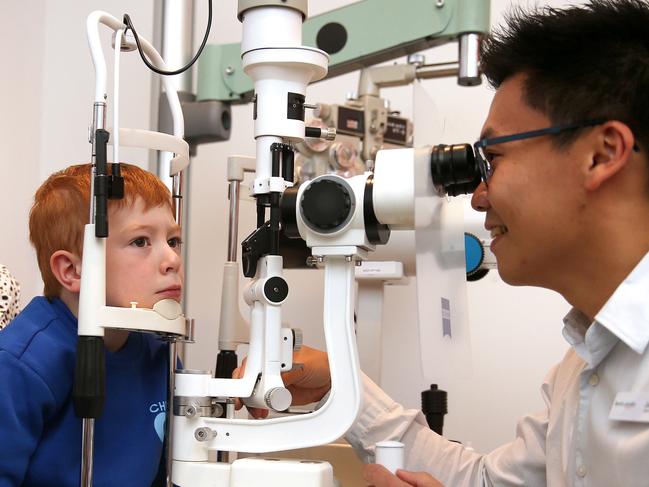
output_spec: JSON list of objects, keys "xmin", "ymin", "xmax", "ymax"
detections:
[
  {"xmin": 471, "ymin": 74, "xmax": 590, "ymax": 288},
  {"xmin": 104, "ymin": 197, "xmax": 183, "ymax": 309}
]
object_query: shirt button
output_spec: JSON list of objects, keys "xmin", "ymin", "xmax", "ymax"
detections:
[
  {"xmin": 577, "ymin": 465, "xmax": 587, "ymax": 477},
  {"xmin": 588, "ymin": 373, "xmax": 599, "ymax": 386}
]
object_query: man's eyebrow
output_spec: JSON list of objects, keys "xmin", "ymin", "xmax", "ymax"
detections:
[{"xmin": 479, "ymin": 126, "xmax": 496, "ymax": 140}]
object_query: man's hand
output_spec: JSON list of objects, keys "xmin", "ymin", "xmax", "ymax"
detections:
[
  {"xmin": 363, "ymin": 464, "xmax": 445, "ymax": 487},
  {"xmin": 232, "ymin": 345, "xmax": 332, "ymax": 418}
]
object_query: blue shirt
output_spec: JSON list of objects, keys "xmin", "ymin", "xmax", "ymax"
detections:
[{"xmin": 0, "ymin": 297, "xmax": 169, "ymax": 487}]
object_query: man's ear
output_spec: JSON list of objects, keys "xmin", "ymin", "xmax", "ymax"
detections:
[
  {"xmin": 584, "ymin": 121, "xmax": 636, "ymax": 192},
  {"xmin": 50, "ymin": 251, "xmax": 82, "ymax": 293}
]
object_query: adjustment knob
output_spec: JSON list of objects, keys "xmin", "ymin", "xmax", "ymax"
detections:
[
  {"xmin": 265, "ymin": 387, "xmax": 292, "ymax": 412},
  {"xmin": 292, "ymin": 328, "xmax": 303, "ymax": 352},
  {"xmin": 300, "ymin": 177, "xmax": 354, "ymax": 233}
]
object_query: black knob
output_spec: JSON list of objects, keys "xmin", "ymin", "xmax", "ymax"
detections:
[
  {"xmin": 300, "ymin": 177, "xmax": 353, "ymax": 233},
  {"xmin": 421, "ymin": 384, "xmax": 448, "ymax": 435}
]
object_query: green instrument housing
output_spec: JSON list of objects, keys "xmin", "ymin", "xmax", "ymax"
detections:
[{"xmin": 197, "ymin": 0, "xmax": 490, "ymax": 103}]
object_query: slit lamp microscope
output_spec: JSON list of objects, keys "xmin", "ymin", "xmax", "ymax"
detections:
[{"xmin": 76, "ymin": 1, "xmax": 490, "ymax": 486}]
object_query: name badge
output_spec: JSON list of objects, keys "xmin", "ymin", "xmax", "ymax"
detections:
[{"xmin": 609, "ymin": 392, "xmax": 649, "ymax": 423}]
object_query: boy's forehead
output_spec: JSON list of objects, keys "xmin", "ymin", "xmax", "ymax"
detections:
[{"xmin": 109, "ymin": 197, "xmax": 178, "ymax": 230}]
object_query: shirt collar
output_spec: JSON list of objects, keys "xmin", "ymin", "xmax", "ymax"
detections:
[
  {"xmin": 562, "ymin": 251, "xmax": 649, "ymax": 364},
  {"xmin": 562, "ymin": 308, "xmax": 618, "ymax": 367},
  {"xmin": 595, "ymin": 251, "xmax": 649, "ymax": 354}
]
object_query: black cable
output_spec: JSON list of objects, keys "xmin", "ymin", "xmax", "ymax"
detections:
[{"xmin": 123, "ymin": 0, "xmax": 212, "ymax": 77}]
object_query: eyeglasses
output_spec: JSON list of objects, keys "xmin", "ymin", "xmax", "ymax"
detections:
[{"xmin": 473, "ymin": 120, "xmax": 606, "ymax": 185}]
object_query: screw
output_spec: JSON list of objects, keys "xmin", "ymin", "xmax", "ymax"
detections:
[
  {"xmin": 225, "ymin": 66, "xmax": 234, "ymax": 75},
  {"xmin": 194, "ymin": 427, "xmax": 216, "ymax": 442},
  {"xmin": 436, "ymin": 0, "xmax": 445, "ymax": 6}
]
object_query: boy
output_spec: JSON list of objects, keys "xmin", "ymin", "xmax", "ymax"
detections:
[{"xmin": 0, "ymin": 163, "xmax": 183, "ymax": 486}]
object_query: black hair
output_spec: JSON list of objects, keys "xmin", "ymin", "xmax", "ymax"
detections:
[{"xmin": 481, "ymin": 0, "xmax": 649, "ymax": 149}]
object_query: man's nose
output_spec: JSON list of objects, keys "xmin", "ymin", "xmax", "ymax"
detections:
[{"xmin": 471, "ymin": 181, "xmax": 490, "ymax": 212}]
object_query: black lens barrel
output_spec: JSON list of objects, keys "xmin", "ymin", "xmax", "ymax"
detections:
[{"xmin": 430, "ymin": 144, "xmax": 481, "ymax": 195}]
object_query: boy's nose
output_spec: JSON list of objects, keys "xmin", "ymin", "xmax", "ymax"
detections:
[
  {"xmin": 471, "ymin": 181, "xmax": 490, "ymax": 212},
  {"xmin": 160, "ymin": 245, "xmax": 182, "ymax": 274}
]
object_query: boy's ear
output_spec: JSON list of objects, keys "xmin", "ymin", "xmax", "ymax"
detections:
[
  {"xmin": 50, "ymin": 251, "xmax": 82, "ymax": 293},
  {"xmin": 583, "ymin": 121, "xmax": 636, "ymax": 192}
]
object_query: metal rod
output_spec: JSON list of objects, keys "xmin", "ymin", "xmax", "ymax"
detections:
[
  {"xmin": 80, "ymin": 418, "xmax": 95, "ymax": 487},
  {"xmin": 415, "ymin": 65, "xmax": 460, "ymax": 80},
  {"xmin": 227, "ymin": 181, "xmax": 241, "ymax": 262},
  {"xmin": 172, "ymin": 173, "xmax": 183, "ymax": 227},
  {"xmin": 165, "ymin": 340, "xmax": 178, "ymax": 487},
  {"xmin": 458, "ymin": 33, "xmax": 482, "ymax": 86}
]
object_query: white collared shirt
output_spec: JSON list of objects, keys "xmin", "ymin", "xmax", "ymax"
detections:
[{"xmin": 345, "ymin": 252, "xmax": 649, "ymax": 486}]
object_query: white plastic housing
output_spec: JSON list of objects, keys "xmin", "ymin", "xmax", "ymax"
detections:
[
  {"xmin": 239, "ymin": 4, "xmax": 328, "ymax": 193},
  {"xmin": 78, "ymin": 225, "xmax": 106, "ymax": 337},
  {"xmin": 244, "ymin": 48, "xmax": 328, "ymax": 142},
  {"xmin": 172, "ymin": 256, "xmax": 362, "ymax": 454},
  {"xmin": 172, "ymin": 457, "xmax": 334, "ymax": 487},
  {"xmin": 241, "ymin": 6, "xmax": 303, "ymax": 53},
  {"xmin": 295, "ymin": 173, "xmax": 375, "ymax": 251},
  {"xmin": 372, "ymin": 147, "xmax": 435, "ymax": 229}
]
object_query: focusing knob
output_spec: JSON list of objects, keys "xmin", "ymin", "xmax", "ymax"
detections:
[
  {"xmin": 300, "ymin": 177, "xmax": 354, "ymax": 233},
  {"xmin": 292, "ymin": 328, "xmax": 304, "ymax": 352}
]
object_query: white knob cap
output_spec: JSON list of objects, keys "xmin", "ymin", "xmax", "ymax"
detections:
[
  {"xmin": 375, "ymin": 441, "xmax": 404, "ymax": 474},
  {"xmin": 265, "ymin": 387, "xmax": 292, "ymax": 411}
]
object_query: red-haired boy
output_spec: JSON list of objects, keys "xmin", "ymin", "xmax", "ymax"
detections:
[{"xmin": 0, "ymin": 163, "xmax": 183, "ymax": 486}]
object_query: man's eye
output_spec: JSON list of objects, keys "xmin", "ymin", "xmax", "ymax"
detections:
[
  {"xmin": 168, "ymin": 237, "xmax": 183, "ymax": 248},
  {"xmin": 484, "ymin": 151, "xmax": 498, "ymax": 163},
  {"xmin": 131, "ymin": 237, "xmax": 149, "ymax": 248}
]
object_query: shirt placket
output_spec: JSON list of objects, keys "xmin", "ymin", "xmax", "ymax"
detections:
[{"xmin": 572, "ymin": 365, "xmax": 596, "ymax": 486}]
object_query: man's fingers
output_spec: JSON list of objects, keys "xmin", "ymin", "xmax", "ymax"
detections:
[
  {"xmin": 286, "ymin": 384, "xmax": 330, "ymax": 405},
  {"xmin": 363, "ymin": 464, "xmax": 406, "ymax": 487},
  {"xmin": 396, "ymin": 470, "xmax": 445, "ymax": 487}
]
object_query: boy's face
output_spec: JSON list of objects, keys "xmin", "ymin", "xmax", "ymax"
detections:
[{"xmin": 105, "ymin": 197, "xmax": 183, "ymax": 309}]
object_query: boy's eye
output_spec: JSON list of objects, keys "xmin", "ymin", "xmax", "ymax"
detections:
[
  {"xmin": 168, "ymin": 237, "xmax": 183, "ymax": 248},
  {"xmin": 130, "ymin": 237, "xmax": 150, "ymax": 248}
]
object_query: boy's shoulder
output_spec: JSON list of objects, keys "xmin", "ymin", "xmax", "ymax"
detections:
[{"xmin": 0, "ymin": 297, "xmax": 78, "ymax": 395}]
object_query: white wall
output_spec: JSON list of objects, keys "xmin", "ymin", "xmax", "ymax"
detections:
[
  {"xmin": 0, "ymin": 2, "xmax": 47, "ymax": 301},
  {"xmin": 4, "ymin": 0, "xmax": 583, "ymax": 455}
]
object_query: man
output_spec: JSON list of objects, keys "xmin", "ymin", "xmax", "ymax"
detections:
[{"xmin": 272, "ymin": 1, "xmax": 649, "ymax": 485}]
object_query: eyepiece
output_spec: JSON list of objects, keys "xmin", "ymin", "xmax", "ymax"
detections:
[{"xmin": 430, "ymin": 144, "xmax": 481, "ymax": 196}]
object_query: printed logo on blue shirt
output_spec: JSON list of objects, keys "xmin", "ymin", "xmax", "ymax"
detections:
[{"xmin": 150, "ymin": 401, "xmax": 166, "ymax": 442}]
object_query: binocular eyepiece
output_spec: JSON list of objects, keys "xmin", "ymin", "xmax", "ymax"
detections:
[{"xmin": 430, "ymin": 143, "xmax": 481, "ymax": 196}]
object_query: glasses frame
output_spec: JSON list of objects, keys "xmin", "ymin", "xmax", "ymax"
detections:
[{"xmin": 473, "ymin": 119, "xmax": 606, "ymax": 185}]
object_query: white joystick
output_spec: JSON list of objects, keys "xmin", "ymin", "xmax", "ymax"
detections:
[{"xmin": 375, "ymin": 441, "xmax": 405, "ymax": 474}]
